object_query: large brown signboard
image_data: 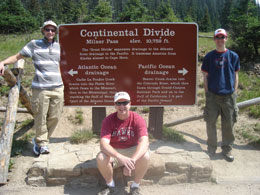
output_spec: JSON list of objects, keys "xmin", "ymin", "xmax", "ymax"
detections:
[{"xmin": 59, "ymin": 23, "xmax": 197, "ymax": 106}]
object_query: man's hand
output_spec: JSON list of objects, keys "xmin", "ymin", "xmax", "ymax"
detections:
[
  {"xmin": 117, "ymin": 154, "xmax": 135, "ymax": 173},
  {"xmin": 0, "ymin": 62, "xmax": 5, "ymax": 76}
]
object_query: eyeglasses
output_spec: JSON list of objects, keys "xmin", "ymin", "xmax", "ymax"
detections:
[
  {"xmin": 45, "ymin": 28, "xmax": 56, "ymax": 33},
  {"xmin": 115, "ymin": 101, "xmax": 130, "ymax": 106},
  {"xmin": 215, "ymin": 36, "xmax": 225, "ymax": 40}
]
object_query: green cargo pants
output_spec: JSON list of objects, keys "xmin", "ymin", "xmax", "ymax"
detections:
[
  {"xmin": 31, "ymin": 86, "xmax": 64, "ymax": 146},
  {"xmin": 204, "ymin": 91, "xmax": 238, "ymax": 153}
]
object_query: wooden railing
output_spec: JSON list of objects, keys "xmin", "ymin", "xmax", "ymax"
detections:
[{"xmin": 0, "ymin": 59, "xmax": 32, "ymax": 184}]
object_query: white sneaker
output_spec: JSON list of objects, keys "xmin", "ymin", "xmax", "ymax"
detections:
[{"xmin": 40, "ymin": 146, "xmax": 50, "ymax": 154}]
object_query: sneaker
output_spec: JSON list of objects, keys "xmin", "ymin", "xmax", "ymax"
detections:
[
  {"xmin": 222, "ymin": 150, "xmax": 234, "ymax": 162},
  {"xmin": 98, "ymin": 186, "xmax": 120, "ymax": 195},
  {"xmin": 32, "ymin": 138, "xmax": 40, "ymax": 156},
  {"xmin": 129, "ymin": 187, "xmax": 142, "ymax": 195},
  {"xmin": 40, "ymin": 146, "xmax": 50, "ymax": 154}
]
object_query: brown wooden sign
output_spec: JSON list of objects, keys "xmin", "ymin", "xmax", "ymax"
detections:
[{"xmin": 58, "ymin": 23, "xmax": 197, "ymax": 106}]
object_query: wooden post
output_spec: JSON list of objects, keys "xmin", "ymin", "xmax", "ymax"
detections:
[
  {"xmin": 148, "ymin": 107, "xmax": 164, "ymax": 139},
  {"xmin": 0, "ymin": 107, "xmax": 29, "ymax": 113},
  {"xmin": 0, "ymin": 61, "xmax": 23, "ymax": 184},
  {"xmin": 2, "ymin": 60, "xmax": 33, "ymax": 115},
  {"xmin": 92, "ymin": 107, "xmax": 106, "ymax": 135}
]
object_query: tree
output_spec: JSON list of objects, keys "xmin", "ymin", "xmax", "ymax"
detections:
[
  {"xmin": 154, "ymin": 0, "xmax": 179, "ymax": 22},
  {"xmin": 229, "ymin": 0, "xmax": 260, "ymax": 60},
  {"xmin": 220, "ymin": 0, "xmax": 233, "ymax": 29},
  {"xmin": 78, "ymin": 0, "xmax": 89, "ymax": 23},
  {"xmin": 0, "ymin": 0, "xmax": 37, "ymax": 33},
  {"xmin": 87, "ymin": 0, "xmax": 113, "ymax": 22},
  {"xmin": 61, "ymin": 0, "xmax": 80, "ymax": 23},
  {"xmin": 118, "ymin": 0, "xmax": 150, "ymax": 22},
  {"xmin": 26, "ymin": 0, "xmax": 44, "ymax": 25},
  {"xmin": 199, "ymin": 5, "xmax": 212, "ymax": 32}
]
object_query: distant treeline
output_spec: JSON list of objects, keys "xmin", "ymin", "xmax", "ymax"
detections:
[{"xmin": 0, "ymin": 0, "xmax": 259, "ymax": 33}]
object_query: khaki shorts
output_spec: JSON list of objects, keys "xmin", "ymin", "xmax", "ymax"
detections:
[{"xmin": 111, "ymin": 146, "xmax": 149, "ymax": 169}]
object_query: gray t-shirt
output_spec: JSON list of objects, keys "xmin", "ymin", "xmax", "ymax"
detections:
[{"xmin": 20, "ymin": 38, "xmax": 63, "ymax": 89}]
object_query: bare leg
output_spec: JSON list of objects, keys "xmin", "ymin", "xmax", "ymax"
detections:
[
  {"xmin": 133, "ymin": 151, "xmax": 150, "ymax": 183},
  {"xmin": 97, "ymin": 152, "xmax": 114, "ymax": 183}
]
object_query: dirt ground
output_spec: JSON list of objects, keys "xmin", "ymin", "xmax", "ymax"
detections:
[{"xmin": 0, "ymin": 103, "xmax": 260, "ymax": 195}]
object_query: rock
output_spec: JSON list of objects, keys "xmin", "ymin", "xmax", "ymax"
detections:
[
  {"xmin": 47, "ymin": 152, "xmax": 81, "ymax": 177},
  {"xmin": 165, "ymin": 161, "xmax": 190, "ymax": 174},
  {"xmin": 27, "ymin": 161, "xmax": 47, "ymax": 178},
  {"xmin": 158, "ymin": 173, "xmax": 188, "ymax": 185},
  {"xmin": 27, "ymin": 176, "xmax": 46, "ymax": 187},
  {"xmin": 75, "ymin": 150, "xmax": 95, "ymax": 162},
  {"xmin": 47, "ymin": 177, "xmax": 67, "ymax": 186},
  {"xmin": 145, "ymin": 153, "xmax": 165, "ymax": 179},
  {"xmin": 190, "ymin": 160, "xmax": 213, "ymax": 183}
]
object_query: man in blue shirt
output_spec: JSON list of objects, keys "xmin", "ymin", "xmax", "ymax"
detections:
[{"xmin": 201, "ymin": 29, "xmax": 240, "ymax": 162}]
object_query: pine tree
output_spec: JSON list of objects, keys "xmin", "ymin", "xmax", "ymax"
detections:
[
  {"xmin": 154, "ymin": 0, "xmax": 179, "ymax": 22},
  {"xmin": 118, "ymin": 0, "xmax": 150, "ymax": 22},
  {"xmin": 229, "ymin": 0, "xmax": 260, "ymax": 59},
  {"xmin": 78, "ymin": 0, "xmax": 89, "ymax": 23},
  {"xmin": 0, "ymin": 0, "xmax": 37, "ymax": 33},
  {"xmin": 61, "ymin": 0, "xmax": 80, "ymax": 23},
  {"xmin": 220, "ymin": 0, "xmax": 233, "ymax": 29},
  {"xmin": 87, "ymin": 0, "xmax": 113, "ymax": 22},
  {"xmin": 200, "ymin": 5, "xmax": 212, "ymax": 32}
]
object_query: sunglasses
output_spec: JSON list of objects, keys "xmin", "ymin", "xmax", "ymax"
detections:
[
  {"xmin": 215, "ymin": 36, "xmax": 225, "ymax": 40},
  {"xmin": 115, "ymin": 101, "xmax": 130, "ymax": 106},
  {"xmin": 45, "ymin": 28, "xmax": 56, "ymax": 33}
]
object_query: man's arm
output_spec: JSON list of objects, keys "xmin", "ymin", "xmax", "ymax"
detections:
[
  {"xmin": 0, "ymin": 53, "xmax": 23, "ymax": 75},
  {"xmin": 131, "ymin": 136, "xmax": 149, "ymax": 162},
  {"xmin": 235, "ymin": 71, "xmax": 239, "ymax": 93},
  {"xmin": 100, "ymin": 137, "xmax": 135, "ymax": 171},
  {"xmin": 203, "ymin": 71, "xmax": 208, "ymax": 93}
]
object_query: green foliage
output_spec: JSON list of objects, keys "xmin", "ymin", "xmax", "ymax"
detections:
[
  {"xmin": 154, "ymin": 0, "xmax": 179, "ymax": 22},
  {"xmin": 9, "ymin": 159, "xmax": 14, "ymax": 171},
  {"xmin": 87, "ymin": 0, "xmax": 113, "ymax": 23},
  {"xmin": 229, "ymin": 0, "xmax": 260, "ymax": 61},
  {"xmin": 130, "ymin": 106, "xmax": 137, "ymax": 111},
  {"xmin": 20, "ymin": 119, "xmax": 34, "ymax": 128},
  {"xmin": 237, "ymin": 71, "xmax": 260, "ymax": 119},
  {"xmin": 141, "ymin": 107, "xmax": 149, "ymax": 113},
  {"xmin": 11, "ymin": 132, "xmax": 33, "ymax": 157},
  {"xmin": 199, "ymin": 6, "xmax": 212, "ymax": 32},
  {"xmin": 236, "ymin": 122, "xmax": 260, "ymax": 146},
  {"xmin": 75, "ymin": 109, "xmax": 84, "ymax": 124},
  {"xmin": 0, "ymin": 85, "xmax": 10, "ymax": 96},
  {"xmin": 0, "ymin": 0, "xmax": 38, "ymax": 33},
  {"xmin": 162, "ymin": 126, "xmax": 186, "ymax": 143},
  {"xmin": 70, "ymin": 129, "xmax": 95, "ymax": 144},
  {"xmin": 220, "ymin": 0, "xmax": 233, "ymax": 30},
  {"xmin": 118, "ymin": 0, "xmax": 150, "ymax": 22}
]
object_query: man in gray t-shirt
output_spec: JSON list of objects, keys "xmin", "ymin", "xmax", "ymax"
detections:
[{"xmin": 0, "ymin": 20, "xmax": 64, "ymax": 156}]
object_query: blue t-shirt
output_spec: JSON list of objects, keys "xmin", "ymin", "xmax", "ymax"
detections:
[{"xmin": 201, "ymin": 49, "xmax": 240, "ymax": 95}]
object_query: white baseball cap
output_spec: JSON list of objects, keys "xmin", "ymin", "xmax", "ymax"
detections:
[
  {"xmin": 214, "ymin": 28, "xmax": 227, "ymax": 37},
  {"xmin": 41, "ymin": 20, "xmax": 57, "ymax": 33},
  {"xmin": 114, "ymin": 92, "xmax": 130, "ymax": 102}
]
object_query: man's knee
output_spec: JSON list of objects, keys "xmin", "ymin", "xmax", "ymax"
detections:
[
  {"xmin": 137, "ymin": 150, "xmax": 150, "ymax": 164},
  {"xmin": 96, "ymin": 152, "xmax": 110, "ymax": 165}
]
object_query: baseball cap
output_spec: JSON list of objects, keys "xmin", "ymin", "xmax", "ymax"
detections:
[
  {"xmin": 41, "ymin": 20, "xmax": 57, "ymax": 33},
  {"xmin": 214, "ymin": 28, "xmax": 227, "ymax": 37},
  {"xmin": 114, "ymin": 92, "xmax": 131, "ymax": 102}
]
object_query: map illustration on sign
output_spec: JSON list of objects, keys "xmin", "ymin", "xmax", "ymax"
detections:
[{"xmin": 59, "ymin": 23, "xmax": 198, "ymax": 106}]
